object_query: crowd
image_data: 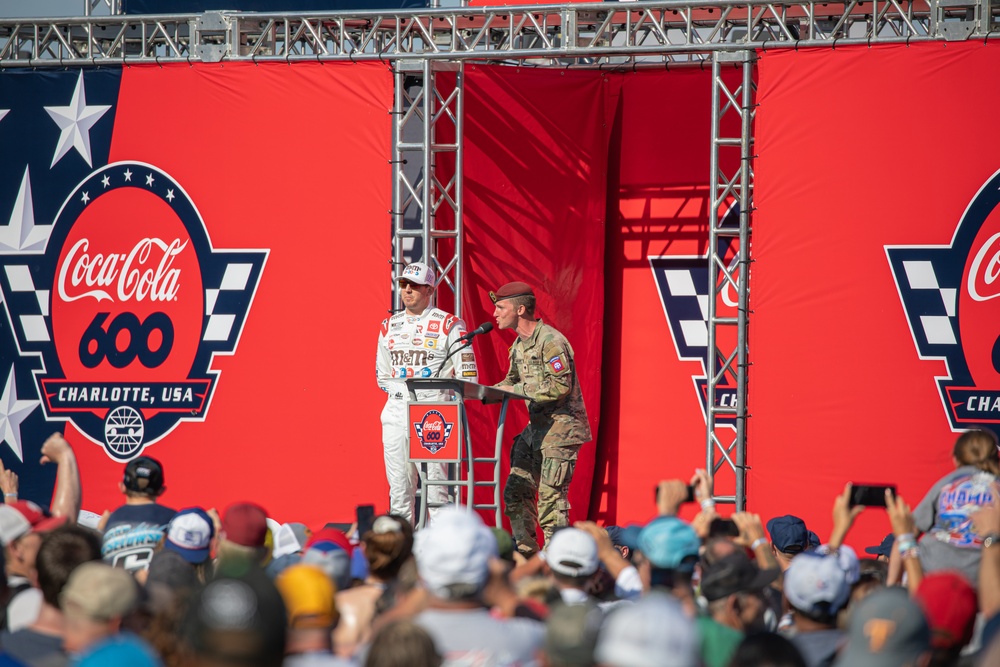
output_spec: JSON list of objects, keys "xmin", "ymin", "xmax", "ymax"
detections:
[{"xmin": 0, "ymin": 428, "xmax": 995, "ymax": 667}]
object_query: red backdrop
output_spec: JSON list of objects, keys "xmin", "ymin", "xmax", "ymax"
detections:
[
  {"xmin": 70, "ymin": 62, "xmax": 394, "ymax": 528},
  {"xmin": 751, "ymin": 42, "xmax": 1000, "ymax": 551}
]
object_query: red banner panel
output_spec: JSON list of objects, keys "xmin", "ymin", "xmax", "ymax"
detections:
[
  {"xmin": 752, "ymin": 42, "xmax": 1000, "ymax": 551},
  {"xmin": 594, "ymin": 67, "xmax": 743, "ymax": 526},
  {"xmin": 0, "ymin": 63, "xmax": 392, "ymax": 530},
  {"xmin": 459, "ymin": 65, "xmax": 611, "ymax": 529}
]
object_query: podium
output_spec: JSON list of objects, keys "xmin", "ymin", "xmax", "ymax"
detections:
[{"xmin": 404, "ymin": 378, "xmax": 523, "ymax": 528}]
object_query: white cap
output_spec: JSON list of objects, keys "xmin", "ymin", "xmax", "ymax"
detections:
[
  {"xmin": 414, "ymin": 507, "xmax": 497, "ymax": 598},
  {"xmin": 397, "ymin": 262, "xmax": 436, "ymax": 287},
  {"xmin": 595, "ymin": 593, "xmax": 698, "ymax": 667},
  {"xmin": 544, "ymin": 528, "xmax": 599, "ymax": 577},
  {"xmin": 273, "ymin": 523, "xmax": 306, "ymax": 559}
]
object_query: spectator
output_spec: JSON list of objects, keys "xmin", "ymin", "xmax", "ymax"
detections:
[
  {"xmin": 216, "ymin": 502, "xmax": 270, "ymax": 574},
  {"xmin": 542, "ymin": 528, "xmax": 600, "ymax": 605},
  {"xmin": 913, "ymin": 429, "xmax": 1000, "ymax": 584},
  {"xmin": 302, "ymin": 528, "xmax": 354, "ymax": 592},
  {"xmin": 99, "ymin": 456, "xmax": 176, "ymax": 574},
  {"xmin": 1, "ymin": 525, "xmax": 102, "ymax": 667},
  {"xmin": 142, "ymin": 548, "xmax": 201, "ymax": 667},
  {"xmin": 832, "ymin": 587, "xmax": 931, "ymax": 667},
  {"xmin": 970, "ymin": 480, "xmax": 1000, "ymax": 657},
  {"xmin": 636, "ymin": 516, "xmax": 700, "ymax": 613},
  {"xmin": 162, "ymin": 507, "xmax": 215, "ymax": 580},
  {"xmin": 412, "ymin": 507, "xmax": 544, "ymax": 667},
  {"xmin": 365, "ymin": 620, "xmax": 441, "ymax": 667},
  {"xmin": 0, "ymin": 502, "xmax": 66, "ymax": 633},
  {"xmin": 335, "ymin": 515, "xmax": 413, "ymax": 658},
  {"xmin": 864, "ymin": 534, "xmax": 894, "ymax": 563},
  {"xmin": 276, "ymin": 564, "xmax": 350, "ymax": 667},
  {"xmin": 0, "ymin": 432, "xmax": 81, "ymax": 633},
  {"xmin": 594, "ymin": 593, "xmax": 698, "ymax": 667},
  {"xmin": 782, "ymin": 551, "xmax": 852, "ymax": 667},
  {"xmin": 913, "ymin": 571, "xmax": 978, "ymax": 667},
  {"xmin": 574, "ymin": 522, "xmax": 642, "ymax": 605},
  {"xmin": 266, "ymin": 522, "xmax": 309, "ymax": 578},
  {"xmin": 698, "ymin": 552, "xmax": 780, "ymax": 667},
  {"xmin": 181, "ymin": 570, "xmax": 287, "ymax": 667},
  {"xmin": 542, "ymin": 602, "xmax": 602, "ymax": 667},
  {"xmin": 60, "ymin": 561, "xmax": 152, "ymax": 659},
  {"xmin": 766, "ymin": 516, "xmax": 819, "ymax": 572}
]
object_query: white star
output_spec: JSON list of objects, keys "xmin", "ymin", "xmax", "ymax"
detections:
[
  {"xmin": 101, "ymin": 174, "xmax": 110, "ymax": 188},
  {"xmin": 81, "ymin": 191, "xmax": 90, "ymax": 204},
  {"xmin": 0, "ymin": 166, "xmax": 51, "ymax": 254},
  {"xmin": 123, "ymin": 168, "xmax": 132, "ymax": 182},
  {"xmin": 44, "ymin": 71, "xmax": 111, "ymax": 169},
  {"xmin": 166, "ymin": 189, "xmax": 175, "ymax": 202},
  {"xmin": 145, "ymin": 173, "xmax": 154, "ymax": 187},
  {"xmin": 0, "ymin": 110, "xmax": 8, "ymax": 124},
  {"xmin": 0, "ymin": 365, "xmax": 39, "ymax": 462}
]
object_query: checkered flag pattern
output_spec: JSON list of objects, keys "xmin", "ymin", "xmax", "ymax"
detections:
[
  {"xmin": 1, "ymin": 264, "xmax": 50, "ymax": 344},
  {"xmin": 650, "ymin": 258, "xmax": 711, "ymax": 363},
  {"xmin": 900, "ymin": 260, "xmax": 958, "ymax": 346},
  {"xmin": 886, "ymin": 246, "xmax": 963, "ymax": 357},
  {"xmin": 203, "ymin": 262, "xmax": 255, "ymax": 343}
]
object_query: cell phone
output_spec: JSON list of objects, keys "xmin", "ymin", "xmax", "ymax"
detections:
[
  {"xmin": 849, "ymin": 484, "xmax": 896, "ymax": 508},
  {"xmin": 356, "ymin": 504, "xmax": 376, "ymax": 537},
  {"xmin": 709, "ymin": 518, "xmax": 740, "ymax": 538}
]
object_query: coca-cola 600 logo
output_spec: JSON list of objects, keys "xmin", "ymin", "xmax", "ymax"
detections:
[
  {"xmin": 0, "ymin": 161, "xmax": 267, "ymax": 460},
  {"xmin": 887, "ymin": 168, "xmax": 1000, "ymax": 438}
]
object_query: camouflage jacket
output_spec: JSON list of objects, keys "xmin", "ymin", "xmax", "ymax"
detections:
[{"xmin": 495, "ymin": 321, "xmax": 591, "ymax": 444}]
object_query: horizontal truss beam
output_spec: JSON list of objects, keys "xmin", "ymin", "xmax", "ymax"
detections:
[{"xmin": 0, "ymin": 0, "xmax": 995, "ymax": 66}]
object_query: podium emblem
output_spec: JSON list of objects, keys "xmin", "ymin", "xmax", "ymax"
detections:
[{"xmin": 412, "ymin": 409, "xmax": 454, "ymax": 454}]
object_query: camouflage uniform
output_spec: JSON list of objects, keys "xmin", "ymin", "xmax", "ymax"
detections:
[{"xmin": 495, "ymin": 321, "xmax": 590, "ymax": 555}]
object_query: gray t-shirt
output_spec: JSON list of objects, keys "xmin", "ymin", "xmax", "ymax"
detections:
[
  {"xmin": 913, "ymin": 465, "xmax": 998, "ymax": 584},
  {"xmin": 790, "ymin": 628, "xmax": 844, "ymax": 667},
  {"xmin": 415, "ymin": 608, "xmax": 545, "ymax": 667}
]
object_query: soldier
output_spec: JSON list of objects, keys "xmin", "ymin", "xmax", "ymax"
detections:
[{"xmin": 491, "ymin": 282, "xmax": 590, "ymax": 557}]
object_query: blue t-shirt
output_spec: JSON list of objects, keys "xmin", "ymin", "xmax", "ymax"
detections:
[{"xmin": 101, "ymin": 503, "xmax": 177, "ymax": 573}]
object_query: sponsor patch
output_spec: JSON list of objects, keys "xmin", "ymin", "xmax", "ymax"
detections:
[
  {"xmin": 461, "ymin": 353, "xmax": 474, "ymax": 362},
  {"xmin": 424, "ymin": 339, "xmax": 437, "ymax": 349},
  {"xmin": 428, "ymin": 320, "xmax": 440, "ymax": 333},
  {"xmin": 462, "ymin": 371, "xmax": 477, "ymax": 377}
]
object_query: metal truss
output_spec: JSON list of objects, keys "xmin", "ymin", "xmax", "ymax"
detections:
[
  {"xmin": 392, "ymin": 60, "xmax": 464, "ymax": 314},
  {"xmin": 3, "ymin": 0, "xmax": 996, "ymax": 67},
  {"xmin": 707, "ymin": 50, "xmax": 754, "ymax": 510}
]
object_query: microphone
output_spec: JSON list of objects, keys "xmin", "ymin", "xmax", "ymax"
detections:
[{"xmin": 460, "ymin": 322, "xmax": 494, "ymax": 341}]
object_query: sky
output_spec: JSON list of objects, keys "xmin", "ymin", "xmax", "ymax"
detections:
[{"xmin": 0, "ymin": 1, "xmax": 112, "ymax": 17}]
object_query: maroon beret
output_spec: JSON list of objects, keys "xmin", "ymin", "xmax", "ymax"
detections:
[{"xmin": 490, "ymin": 282, "xmax": 535, "ymax": 304}]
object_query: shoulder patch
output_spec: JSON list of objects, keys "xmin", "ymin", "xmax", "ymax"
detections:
[
  {"xmin": 443, "ymin": 314, "xmax": 457, "ymax": 335},
  {"xmin": 380, "ymin": 319, "xmax": 389, "ymax": 336},
  {"xmin": 548, "ymin": 355, "xmax": 566, "ymax": 373}
]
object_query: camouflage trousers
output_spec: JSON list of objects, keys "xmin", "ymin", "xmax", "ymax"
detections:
[{"xmin": 503, "ymin": 424, "xmax": 582, "ymax": 555}]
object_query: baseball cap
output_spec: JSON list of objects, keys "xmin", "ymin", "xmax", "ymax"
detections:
[
  {"xmin": 123, "ymin": 456, "xmax": 165, "ymax": 494},
  {"xmin": 147, "ymin": 549, "xmax": 200, "ymax": 592},
  {"xmin": 784, "ymin": 551, "xmax": 851, "ymax": 618},
  {"xmin": 61, "ymin": 561, "xmax": 139, "ymax": 621},
  {"xmin": 544, "ymin": 528, "xmax": 599, "ymax": 577},
  {"xmin": 276, "ymin": 564, "xmax": 338, "ymax": 630},
  {"xmin": 183, "ymin": 570, "xmax": 287, "ymax": 666},
  {"xmin": 637, "ymin": 516, "xmax": 700, "ymax": 571},
  {"xmin": 834, "ymin": 587, "xmax": 930, "ymax": 667},
  {"xmin": 766, "ymin": 515, "xmax": 820, "ymax": 554},
  {"xmin": 594, "ymin": 592, "xmax": 698, "ymax": 667},
  {"xmin": 413, "ymin": 506, "xmax": 497, "ymax": 599},
  {"xmin": 914, "ymin": 571, "xmax": 978, "ymax": 650},
  {"xmin": 397, "ymin": 262, "xmax": 436, "ymax": 287},
  {"xmin": 272, "ymin": 523, "xmax": 308, "ymax": 559},
  {"xmin": 545, "ymin": 602, "xmax": 603, "ymax": 667},
  {"xmin": 302, "ymin": 528, "xmax": 353, "ymax": 591},
  {"xmin": 221, "ymin": 502, "xmax": 268, "ymax": 548},
  {"xmin": 491, "ymin": 527, "xmax": 516, "ymax": 563},
  {"xmin": 489, "ymin": 281, "xmax": 534, "ymax": 304},
  {"xmin": 164, "ymin": 507, "xmax": 215, "ymax": 564},
  {"xmin": 0, "ymin": 500, "xmax": 67, "ymax": 546},
  {"xmin": 864, "ymin": 533, "xmax": 895, "ymax": 558},
  {"xmin": 700, "ymin": 552, "xmax": 780, "ymax": 602},
  {"xmin": 605, "ymin": 525, "xmax": 642, "ymax": 552}
]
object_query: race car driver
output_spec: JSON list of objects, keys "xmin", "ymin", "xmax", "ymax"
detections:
[{"xmin": 375, "ymin": 262, "xmax": 478, "ymax": 525}]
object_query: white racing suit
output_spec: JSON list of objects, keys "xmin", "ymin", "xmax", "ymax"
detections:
[{"xmin": 376, "ymin": 307, "xmax": 478, "ymax": 524}]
